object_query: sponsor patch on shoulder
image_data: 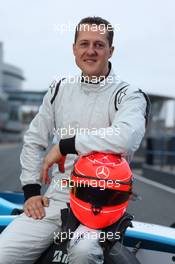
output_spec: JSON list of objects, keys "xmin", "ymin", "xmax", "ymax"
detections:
[
  {"xmin": 49, "ymin": 80, "xmax": 57, "ymax": 93},
  {"xmin": 117, "ymin": 87, "xmax": 128, "ymax": 105}
]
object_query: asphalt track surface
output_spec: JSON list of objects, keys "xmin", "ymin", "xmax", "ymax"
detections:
[{"xmin": 0, "ymin": 143, "xmax": 174, "ymax": 227}]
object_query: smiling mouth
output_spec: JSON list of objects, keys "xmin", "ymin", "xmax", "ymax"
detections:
[{"xmin": 84, "ymin": 59, "xmax": 97, "ymax": 63}]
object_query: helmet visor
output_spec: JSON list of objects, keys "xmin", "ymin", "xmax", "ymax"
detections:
[{"xmin": 71, "ymin": 185, "xmax": 131, "ymax": 207}]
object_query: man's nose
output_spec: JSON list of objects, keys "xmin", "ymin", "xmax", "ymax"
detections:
[{"xmin": 86, "ymin": 44, "xmax": 96, "ymax": 56}]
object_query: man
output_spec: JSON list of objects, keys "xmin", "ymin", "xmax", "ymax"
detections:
[{"xmin": 0, "ymin": 17, "xmax": 148, "ymax": 264}]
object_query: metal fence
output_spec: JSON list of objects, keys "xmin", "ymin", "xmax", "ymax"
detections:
[{"xmin": 145, "ymin": 137, "xmax": 175, "ymax": 170}]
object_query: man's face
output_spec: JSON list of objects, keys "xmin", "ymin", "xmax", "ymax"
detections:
[{"xmin": 73, "ymin": 24, "xmax": 114, "ymax": 79}]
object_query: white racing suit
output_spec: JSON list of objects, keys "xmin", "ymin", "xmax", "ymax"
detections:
[{"xmin": 0, "ymin": 64, "xmax": 149, "ymax": 264}]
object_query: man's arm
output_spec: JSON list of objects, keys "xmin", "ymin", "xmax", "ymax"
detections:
[
  {"xmin": 20, "ymin": 82, "xmax": 66, "ymax": 219},
  {"xmin": 20, "ymin": 87, "xmax": 55, "ymax": 198},
  {"xmin": 41, "ymin": 88, "xmax": 148, "ymax": 190},
  {"xmin": 60, "ymin": 88, "xmax": 148, "ymax": 161}
]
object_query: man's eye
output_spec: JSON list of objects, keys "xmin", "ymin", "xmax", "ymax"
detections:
[
  {"xmin": 80, "ymin": 42, "xmax": 88, "ymax": 47},
  {"xmin": 95, "ymin": 43, "xmax": 105, "ymax": 49}
]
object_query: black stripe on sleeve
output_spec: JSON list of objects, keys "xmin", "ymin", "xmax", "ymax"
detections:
[
  {"xmin": 138, "ymin": 89, "xmax": 151, "ymax": 127},
  {"xmin": 59, "ymin": 136, "xmax": 78, "ymax": 155},
  {"xmin": 50, "ymin": 78, "xmax": 65, "ymax": 104},
  {"xmin": 23, "ymin": 184, "xmax": 41, "ymax": 201}
]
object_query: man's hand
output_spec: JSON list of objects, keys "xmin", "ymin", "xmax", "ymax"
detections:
[
  {"xmin": 40, "ymin": 144, "xmax": 66, "ymax": 184},
  {"xmin": 24, "ymin": 195, "xmax": 49, "ymax": 219}
]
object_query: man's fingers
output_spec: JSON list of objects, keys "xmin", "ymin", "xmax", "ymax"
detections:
[
  {"xmin": 36, "ymin": 201, "xmax": 45, "ymax": 217},
  {"xmin": 42, "ymin": 173, "xmax": 50, "ymax": 184},
  {"xmin": 40, "ymin": 164, "xmax": 50, "ymax": 184},
  {"xmin": 40, "ymin": 144, "xmax": 63, "ymax": 184},
  {"xmin": 27, "ymin": 206, "xmax": 38, "ymax": 219},
  {"xmin": 58, "ymin": 156, "xmax": 66, "ymax": 173},
  {"xmin": 24, "ymin": 207, "xmax": 30, "ymax": 217},
  {"xmin": 42, "ymin": 196, "xmax": 49, "ymax": 207},
  {"xmin": 33, "ymin": 207, "xmax": 44, "ymax": 219},
  {"xmin": 32, "ymin": 201, "xmax": 45, "ymax": 219},
  {"xmin": 24, "ymin": 196, "xmax": 46, "ymax": 219},
  {"xmin": 25, "ymin": 205, "xmax": 45, "ymax": 219}
]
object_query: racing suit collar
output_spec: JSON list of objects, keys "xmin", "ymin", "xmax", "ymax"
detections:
[
  {"xmin": 80, "ymin": 62, "xmax": 117, "ymax": 93},
  {"xmin": 81, "ymin": 61, "xmax": 112, "ymax": 84}
]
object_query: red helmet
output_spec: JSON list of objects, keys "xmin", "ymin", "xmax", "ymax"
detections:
[{"xmin": 70, "ymin": 152, "xmax": 133, "ymax": 229}]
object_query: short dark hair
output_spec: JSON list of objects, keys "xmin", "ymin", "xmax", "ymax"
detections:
[{"xmin": 74, "ymin": 16, "xmax": 114, "ymax": 47}]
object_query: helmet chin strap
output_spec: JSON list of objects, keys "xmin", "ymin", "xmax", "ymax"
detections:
[{"xmin": 91, "ymin": 205, "xmax": 102, "ymax": 215}]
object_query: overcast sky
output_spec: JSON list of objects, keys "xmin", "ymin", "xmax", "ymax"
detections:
[{"xmin": 0, "ymin": 0, "xmax": 175, "ymax": 98}]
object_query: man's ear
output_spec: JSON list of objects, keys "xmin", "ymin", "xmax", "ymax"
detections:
[
  {"xmin": 109, "ymin": 46, "xmax": 114, "ymax": 58},
  {"xmin": 73, "ymin": 43, "xmax": 76, "ymax": 56}
]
